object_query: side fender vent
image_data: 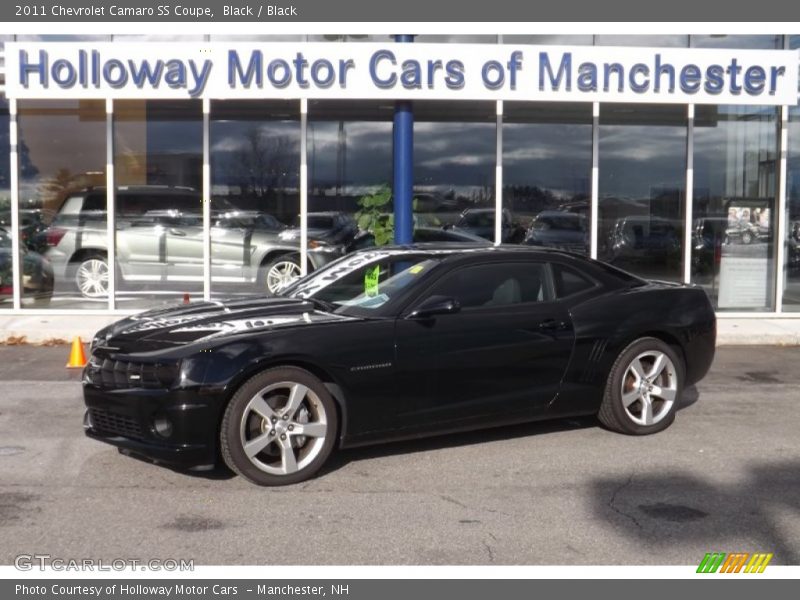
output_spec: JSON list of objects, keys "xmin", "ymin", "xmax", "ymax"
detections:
[{"xmin": 580, "ymin": 338, "xmax": 608, "ymax": 383}]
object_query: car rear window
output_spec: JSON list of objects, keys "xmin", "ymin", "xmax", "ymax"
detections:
[
  {"xmin": 60, "ymin": 194, "xmax": 104, "ymax": 215},
  {"xmin": 552, "ymin": 264, "xmax": 595, "ymax": 297}
]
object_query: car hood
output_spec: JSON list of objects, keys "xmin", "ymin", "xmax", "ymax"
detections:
[{"xmin": 94, "ymin": 297, "xmax": 351, "ymax": 352}]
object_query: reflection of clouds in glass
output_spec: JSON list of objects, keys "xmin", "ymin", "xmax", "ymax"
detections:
[
  {"xmin": 595, "ymin": 35, "xmax": 688, "ymax": 47},
  {"xmin": 415, "ymin": 35, "xmax": 498, "ymax": 43},
  {"xmin": 788, "ymin": 108, "xmax": 800, "ymax": 203},
  {"xmin": 211, "ymin": 122, "xmax": 298, "ymax": 154},
  {"xmin": 308, "ymin": 121, "xmax": 392, "ymax": 189},
  {"xmin": 418, "ymin": 154, "xmax": 488, "ymax": 169},
  {"xmin": 414, "ymin": 122, "xmax": 494, "ymax": 188},
  {"xmin": 16, "ymin": 35, "xmax": 111, "ymax": 41},
  {"xmin": 600, "ymin": 126, "xmax": 686, "ymax": 161},
  {"xmin": 693, "ymin": 111, "xmax": 777, "ymax": 199},
  {"xmin": 690, "ymin": 35, "xmax": 782, "ymax": 49},
  {"xmin": 502, "ymin": 122, "xmax": 591, "ymax": 200},
  {"xmin": 110, "ymin": 35, "xmax": 206, "ymax": 41},
  {"xmin": 503, "ymin": 35, "xmax": 593, "ymax": 45},
  {"xmin": 600, "ymin": 125, "xmax": 685, "ymax": 198},
  {"xmin": 504, "ymin": 123, "xmax": 590, "ymax": 163}
]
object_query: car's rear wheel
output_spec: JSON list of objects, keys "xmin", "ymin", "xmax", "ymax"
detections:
[
  {"xmin": 598, "ymin": 337, "xmax": 684, "ymax": 435},
  {"xmin": 74, "ymin": 254, "xmax": 109, "ymax": 299},
  {"xmin": 220, "ymin": 367, "xmax": 338, "ymax": 486}
]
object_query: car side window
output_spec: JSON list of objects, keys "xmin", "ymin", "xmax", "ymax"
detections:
[
  {"xmin": 424, "ymin": 262, "xmax": 553, "ymax": 309},
  {"xmin": 552, "ymin": 264, "xmax": 595, "ymax": 298}
]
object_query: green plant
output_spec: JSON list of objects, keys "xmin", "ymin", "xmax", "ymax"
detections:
[{"xmin": 355, "ymin": 186, "xmax": 394, "ymax": 246}]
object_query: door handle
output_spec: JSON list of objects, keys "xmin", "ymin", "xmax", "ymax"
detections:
[
  {"xmin": 168, "ymin": 229, "xmax": 187, "ymax": 237},
  {"xmin": 538, "ymin": 319, "xmax": 567, "ymax": 331}
]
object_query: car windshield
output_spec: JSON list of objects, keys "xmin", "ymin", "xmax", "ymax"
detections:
[{"xmin": 282, "ymin": 251, "xmax": 442, "ymax": 316}]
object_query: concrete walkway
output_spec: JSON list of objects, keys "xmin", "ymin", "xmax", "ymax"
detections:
[{"xmin": 1, "ymin": 314, "xmax": 800, "ymax": 346}]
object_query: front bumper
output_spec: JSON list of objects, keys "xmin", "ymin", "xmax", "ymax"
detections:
[{"xmin": 83, "ymin": 384, "xmax": 222, "ymax": 468}]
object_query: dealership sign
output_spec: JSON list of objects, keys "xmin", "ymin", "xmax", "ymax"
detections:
[{"xmin": 6, "ymin": 42, "xmax": 799, "ymax": 105}]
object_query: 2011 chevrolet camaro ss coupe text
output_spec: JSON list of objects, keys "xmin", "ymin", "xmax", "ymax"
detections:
[{"xmin": 83, "ymin": 245, "xmax": 716, "ymax": 486}]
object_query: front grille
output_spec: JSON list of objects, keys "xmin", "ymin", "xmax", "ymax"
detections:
[
  {"xmin": 88, "ymin": 408, "xmax": 144, "ymax": 440},
  {"xmin": 85, "ymin": 357, "xmax": 177, "ymax": 390}
]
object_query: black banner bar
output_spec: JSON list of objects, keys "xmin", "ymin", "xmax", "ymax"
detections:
[
  {"xmin": 3, "ymin": 579, "xmax": 800, "ymax": 600},
  {"xmin": 2, "ymin": 0, "xmax": 800, "ymax": 22}
]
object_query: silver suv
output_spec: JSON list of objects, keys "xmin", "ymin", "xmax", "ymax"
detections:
[{"xmin": 43, "ymin": 186, "xmax": 344, "ymax": 298}]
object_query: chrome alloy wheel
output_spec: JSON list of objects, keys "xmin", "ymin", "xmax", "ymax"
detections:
[
  {"xmin": 620, "ymin": 350, "xmax": 678, "ymax": 426},
  {"xmin": 266, "ymin": 260, "xmax": 302, "ymax": 294},
  {"xmin": 76, "ymin": 258, "xmax": 109, "ymax": 298},
  {"xmin": 239, "ymin": 382, "xmax": 328, "ymax": 476}
]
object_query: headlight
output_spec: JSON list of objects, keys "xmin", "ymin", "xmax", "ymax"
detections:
[{"xmin": 90, "ymin": 329, "xmax": 110, "ymax": 351}]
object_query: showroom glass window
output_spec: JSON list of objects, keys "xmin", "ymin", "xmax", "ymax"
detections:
[
  {"xmin": 114, "ymin": 100, "xmax": 203, "ymax": 309},
  {"xmin": 16, "ymin": 100, "xmax": 107, "ymax": 309},
  {"xmin": 209, "ymin": 100, "xmax": 300, "ymax": 299},
  {"xmin": 598, "ymin": 104, "xmax": 687, "ymax": 282},
  {"xmin": 413, "ymin": 101, "xmax": 497, "ymax": 241},
  {"xmin": 689, "ymin": 35, "xmax": 783, "ymax": 49},
  {"xmin": 307, "ymin": 100, "xmax": 392, "ymax": 252},
  {"xmin": 503, "ymin": 102, "xmax": 592, "ymax": 253},
  {"xmin": 783, "ymin": 35, "xmax": 800, "ymax": 311},
  {"xmin": 787, "ymin": 106, "xmax": 800, "ymax": 312},
  {"xmin": 692, "ymin": 106, "xmax": 779, "ymax": 311},
  {"xmin": 594, "ymin": 35, "xmax": 689, "ymax": 47},
  {"xmin": 0, "ymin": 99, "xmax": 10, "ymax": 307}
]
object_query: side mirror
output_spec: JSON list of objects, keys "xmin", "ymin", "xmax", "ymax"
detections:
[{"xmin": 407, "ymin": 295, "xmax": 461, "ymax": 320}]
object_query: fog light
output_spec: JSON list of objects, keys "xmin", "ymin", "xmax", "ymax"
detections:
[
  {"xmin": 153, "ymin": 414, "xmax": 173, "ymax": 438},
  {"xmin": 83, "ymin": 410, "xmax": 93, "ymax": 430}
]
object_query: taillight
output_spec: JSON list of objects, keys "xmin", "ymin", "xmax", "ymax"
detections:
[{"xmin": 45, "ymin": 227, "xmax": 67, "ymax": 247}]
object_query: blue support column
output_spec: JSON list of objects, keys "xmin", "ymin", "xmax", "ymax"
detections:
[{"xmin": 393, "ymin": 34, "xmax": 414, "ymax": 245}]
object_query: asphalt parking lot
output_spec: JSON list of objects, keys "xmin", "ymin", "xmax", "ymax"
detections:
[{"xmin": 0, "ymin": 345, "xmax": 799, "ymax": 565}]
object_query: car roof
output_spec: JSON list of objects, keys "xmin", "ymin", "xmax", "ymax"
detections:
[
  {"xmin": 364, "ymin": 244, "xmax": 647, "ymax": 286},
  {"xmin": 70, "ymin": 185, "xmax": 200, "ymax": 196},
  {"xmin": 359, "ymin": 243, "xmax": 583, "ymax": 261}
]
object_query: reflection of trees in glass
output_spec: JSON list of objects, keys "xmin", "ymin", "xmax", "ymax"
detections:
[
  {"xmin": 222, "ymin": 129, "xmax": 298, "ymax": 199},
  {"xmin": 2, "ymin": 140, "xmax": 39, "ymax": 192},
  {"xmin": 24, "ymin": 165, "xmax": 102, "ymax": 212}
]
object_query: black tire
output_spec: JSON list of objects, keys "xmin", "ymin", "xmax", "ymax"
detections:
[
  {"xmin": 598, "ymin": 337, "xmax": 684, "ymax": 435},
  {"xmin": 259, "ymin": 253, "xmax": 303, "ymax": 296},
  {"xmin": 220, "ymin": 367, "xmax": 338, "ymax": 486}
]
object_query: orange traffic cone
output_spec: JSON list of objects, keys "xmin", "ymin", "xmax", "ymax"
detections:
[{"xmin": 66, "ymin": 336, "xmax": 88, "ymax": 369}]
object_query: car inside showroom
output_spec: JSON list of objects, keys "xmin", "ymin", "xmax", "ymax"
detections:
[{"xmin": 0, "ymin": 33, "xmax": 799, "ymax": 318}]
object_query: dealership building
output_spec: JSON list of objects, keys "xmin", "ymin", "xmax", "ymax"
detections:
[{"xmin": 1, "ymin": 33, "xmax": 800, "ymax": 332}]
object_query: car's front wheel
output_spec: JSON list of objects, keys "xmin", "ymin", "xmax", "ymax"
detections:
[
  {"xmin": 220, "ymin": 367, "xmax": 338, "ymax": 486},
  {"xmin": 598, "ymin": 337, "xmax": 684, "ymax": 435}
]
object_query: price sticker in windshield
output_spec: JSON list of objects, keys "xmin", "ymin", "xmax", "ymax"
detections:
[{"xmin": 364, "ymin": 266, "xmax": 380, "ymax": 297}]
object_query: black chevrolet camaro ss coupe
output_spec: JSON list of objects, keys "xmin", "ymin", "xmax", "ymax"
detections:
[{"xmin": 83, "ymin": 245, "xmax": 716, "ymax": 485}]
